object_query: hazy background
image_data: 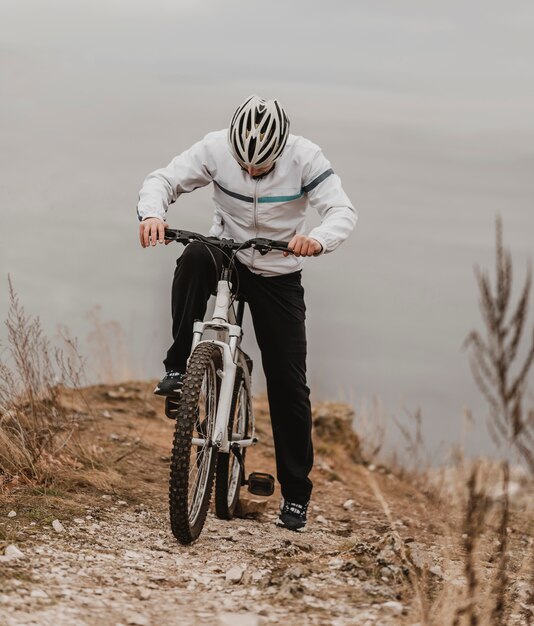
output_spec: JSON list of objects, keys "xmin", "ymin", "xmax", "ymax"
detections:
[{"xmin": 1, "ymin": 0, "xmax": 533, "ymax": 461}]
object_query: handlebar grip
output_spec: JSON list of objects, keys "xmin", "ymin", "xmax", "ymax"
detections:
[
  {"xmin": 164, "ymin": 229, "xmax": 203, "ymax": 242},
  {"xmin": 269, "ymin": 240, "xmax": 291, "ymax": 251},
  {"xmin": 164, "ymin": 228, "xmax": 180, "ymax": 240}
]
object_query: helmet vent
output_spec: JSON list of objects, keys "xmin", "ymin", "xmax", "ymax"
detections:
[{"xmin": 228, "ymin": 95, "xmax": 290, "ymax": 169}]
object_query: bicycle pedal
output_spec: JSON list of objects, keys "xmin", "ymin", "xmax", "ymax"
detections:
[
  {"xmin": 165, "ymin": 397, "xmax": 181, "ymax": 419},
  {"xmin": 247, "ymin": 472, "xmax": 275, "ymax": 496}
]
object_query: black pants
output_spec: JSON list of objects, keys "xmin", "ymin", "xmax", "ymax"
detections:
[{"xmin": 164, "ymin": 243, "xmax": 313, "ymax": 504}]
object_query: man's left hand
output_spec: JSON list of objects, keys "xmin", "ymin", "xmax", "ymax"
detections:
[{"xmin": 284, "ymin": 235, "xmax": 323, "ymax": 257}]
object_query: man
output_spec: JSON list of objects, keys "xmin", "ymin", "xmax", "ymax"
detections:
[{"xmin": 137, "ymin": 95, "xmax": 356, "ymax": 531}]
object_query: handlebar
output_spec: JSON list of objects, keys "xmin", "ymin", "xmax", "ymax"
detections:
[{"xmin": 164, "ymin": 229, "xmax": 291, "ymax": 256}]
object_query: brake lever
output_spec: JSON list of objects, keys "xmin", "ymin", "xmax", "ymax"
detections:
[{"xmin": 251, "ymin": 238, "xmax": 273, "ymax": 255}]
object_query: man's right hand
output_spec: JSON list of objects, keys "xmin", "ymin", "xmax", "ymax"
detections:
[{"xmin": 139, "ymin": 217, "xmax": 168, "ymax": 248}]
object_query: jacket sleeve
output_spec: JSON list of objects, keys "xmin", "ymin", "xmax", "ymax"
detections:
[
  {"xmin": 136, "ymin": 136, "xmax": 214, "ymax": 222},
  {"xmin": 303, "ymin": 149, "xmax": 357, "ymax": 254}
]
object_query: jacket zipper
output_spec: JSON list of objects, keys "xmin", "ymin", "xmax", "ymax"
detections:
[{"xmin": 251, "ymin": 179, "xmax": 259, "ymax": 269}]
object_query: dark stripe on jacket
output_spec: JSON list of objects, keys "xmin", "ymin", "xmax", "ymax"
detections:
[
  {"xmin": 302, "ymin": 168, "xmax": 334, "ymax": 193},
  {"xmin": 214, "ymin": 181, "xmax": 253, "ymax": 203}
]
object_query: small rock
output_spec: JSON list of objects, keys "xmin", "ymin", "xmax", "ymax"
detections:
[
  {"xmin": 408, "ymin": 542, "xmax": 431, "ymax": 570},
  {"xmin": 286, "ymin": 564, "xmax": 308, "ymax": 579},
  {"xmin": 7, "ymin": 510, "xmax": 16, "ymax": 518},
  {"xmin": 293, "ymin": 540, "xmax": 313, "ymax": 553},
  {"xmin": 30, "ymin": 589, "xmax": 48, "ymax": 599},
  {"xmin": 236, "ymin": 498, "xmax": 267, "ymax": 518},
  {"xmin": 102, "ymin": 410, "xmax": 112, "ymax": 419},
  {"xmin": 148, "ymin": 574, "xmax": 166, "ymax": 582},
  {"xmin": 382, "ymin": 600, "xmax": 403, "ymax": 615},
  {"xmin": 429, "ymin": 564, "xmax": 445, "ymax": 579},
  {"xmin": 226, "ymin": 565, "xmax": 245, "ymax": 583},
  {"xmin": 126, "ymin": 615, "xmax": 150, "ymax": 626},
  {"xmin": 316, "ymin": 458, "xmax": 334, "ymax": 472},
  {"xmin": 251, "ymin": 570, "xmax": 268, "ymax": 583},
  {"xmin": 368, "ymin": 464, "xmax": 376, "ymax": 471},
  {"xmin": 107, "ymin": 389, "xmax": 137, "ymax": 400},
  {"xmin": 124, "ymin": 550, "xmax": 144, "ymax": 560},
  {"xmin": 135, "ymin": 588, "xmax": 152, "ymax": 601},
  {"xmin": 2, "ymin": 544, "xmax": 25, "ymax": 561},
  {"xmin": 218, "ymin": 613, "xmax": 260, "ymax": 626},
  {"xmin": 117, "ymin": 500, "xmax": 128, "ymax": 506},
  {"xmin": 109, "ymin": 433, "xmax": 120, "ymax": 441},
  {"xmin": 343, "ymin": 499, "xmax": 355, "ymax": 510},
  {"xmin": 52, "ymin": 519, "xmax": 65, "ymax": 533},
  {"xmin": 316, "ymin": 515, "xmax": 328, "ymax": 524}
]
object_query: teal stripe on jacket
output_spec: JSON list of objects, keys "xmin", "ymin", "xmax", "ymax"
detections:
[{"xmin": 257, "ymin": 191, "xmax": 304, "ymax": 204}]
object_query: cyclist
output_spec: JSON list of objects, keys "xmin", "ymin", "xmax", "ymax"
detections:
[{"xmin": 137, "ymin": 95, "xmax": 356, "ymax": 531}]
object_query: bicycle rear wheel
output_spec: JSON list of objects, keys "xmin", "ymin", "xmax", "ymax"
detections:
[
  {"xmin": 169, "ymin": 342, "xmax": 222, "ymax": 544},
  {"xmin": 215, "ymin": 367, "xmax": 251, "ymax": 519}
]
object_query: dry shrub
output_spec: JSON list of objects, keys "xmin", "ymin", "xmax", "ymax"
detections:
[
  {"xmin": 0, "ymin": 278, "xmax": 86, "ymax": 482},
  {"xmin": 464, "ymin": 215, "xmax": 534, "ymax": 473},
  {"xmin": 85, "ymin": 305, "xmax": 131, "ymax": 384},
  {"xmin": 414, "ymin": 461, "xmax": 533, "ymax": 626},
  {"xmin": 447, "ymin": 462, "xmax": 533, "ymax": 626},
  {"xmin": 390, "ymin": 406, "xmax": 428, "ymax": 478},
  {"xmin": 353, "ymin": 396, "xmax": 387, "ymax": 463}
]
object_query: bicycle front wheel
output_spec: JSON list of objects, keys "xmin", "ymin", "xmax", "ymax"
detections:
[{"xmin": 169, "ymin": 342, "xmax": 222, "ymax": 544}]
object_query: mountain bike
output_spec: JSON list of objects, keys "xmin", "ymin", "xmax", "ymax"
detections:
[{"xmin": 163, "ymin": 229, "xmax": 291, "ymax": 545}]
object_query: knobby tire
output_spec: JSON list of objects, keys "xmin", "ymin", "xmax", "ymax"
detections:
[{"xmin": 169, "ymin": 342, "xmax": 222, "ymax": 544}]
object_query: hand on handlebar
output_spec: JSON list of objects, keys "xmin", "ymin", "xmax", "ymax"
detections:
[
  {"xmin": 284, "ymin": 235, "xmax": 323, "ymax": 257},
  {"xmin": 139, "ymin": 217, "xmax": 169, "ymax": 248}
]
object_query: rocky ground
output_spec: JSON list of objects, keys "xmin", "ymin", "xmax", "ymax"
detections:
[{"xmin": 1, "ymin": 382, "xmax": 533, "ymax": 626}]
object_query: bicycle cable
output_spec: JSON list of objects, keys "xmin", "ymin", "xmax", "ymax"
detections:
[{"xmin": 180, "ymin": 236, "xmax": 242, "ymax": 308}]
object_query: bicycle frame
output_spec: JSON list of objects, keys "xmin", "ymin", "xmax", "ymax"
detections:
[
  {"xmin": 188, "ymin": 278, "xmax": 255, "ymax": 454},
  {"xmin": 163, "ymin": 230, "xmax": 290, "ymax": 458},
  {"xmin": 165, "ymin": 231, "xmax": 291, "ymax": 542}
]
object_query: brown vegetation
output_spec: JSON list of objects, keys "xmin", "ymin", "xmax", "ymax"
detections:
[
  {"xmin": 0, "ymin": 279, "xmax": 83, "ymax": 482},
  {"xmin": 464, "ymin": 215, "xmax": 534, "ymax": 473}
]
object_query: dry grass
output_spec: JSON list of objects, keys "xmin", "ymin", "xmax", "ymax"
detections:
[
  {"xmin": 363, "ymin": 457, "xmax": 534, "ymax": 626},
  {"xmin": 0, "ymin": 280, "xmax": 110, "ymax": 487},
  {"xmin": 0, "ymin": 279, "xmax": 78, "ymax": 480},
  {"xmin": 85, "ymin": 305, "xmax": 132, "ymax": 384},
  {"xmin": 388, "ymin": 215, "xmax": 534, "ymax": 624},
  {"xmin": 464, "ymin": 215, "xmax": 534, "ymax": 473},
  {"xmin": 353, "ymin": 396, "xmax": 387, "ymax": 463}
]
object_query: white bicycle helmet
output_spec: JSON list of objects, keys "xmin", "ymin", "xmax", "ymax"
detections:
[{"xmin": 228, "ymin": 95, "xmax": 290, "ymax": 168}]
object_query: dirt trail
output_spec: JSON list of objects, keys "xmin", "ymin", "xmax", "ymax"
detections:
[{"xmin": 0, "ymin": 382, "xmax": 530, "ymax": 625}]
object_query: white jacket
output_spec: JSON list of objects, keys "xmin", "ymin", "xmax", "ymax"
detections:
[{"xmin": 137, "ymin": 129, "xmax": 356, "ymax": 276}]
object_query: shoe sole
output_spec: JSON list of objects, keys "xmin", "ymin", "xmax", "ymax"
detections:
[
  {"xmin": 153, "ymin": 387, "xmax": 183, "ymax": 398},
  {"xmin": 275, "ymin": 519, "xmax": 307, "ymax": 532}
]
